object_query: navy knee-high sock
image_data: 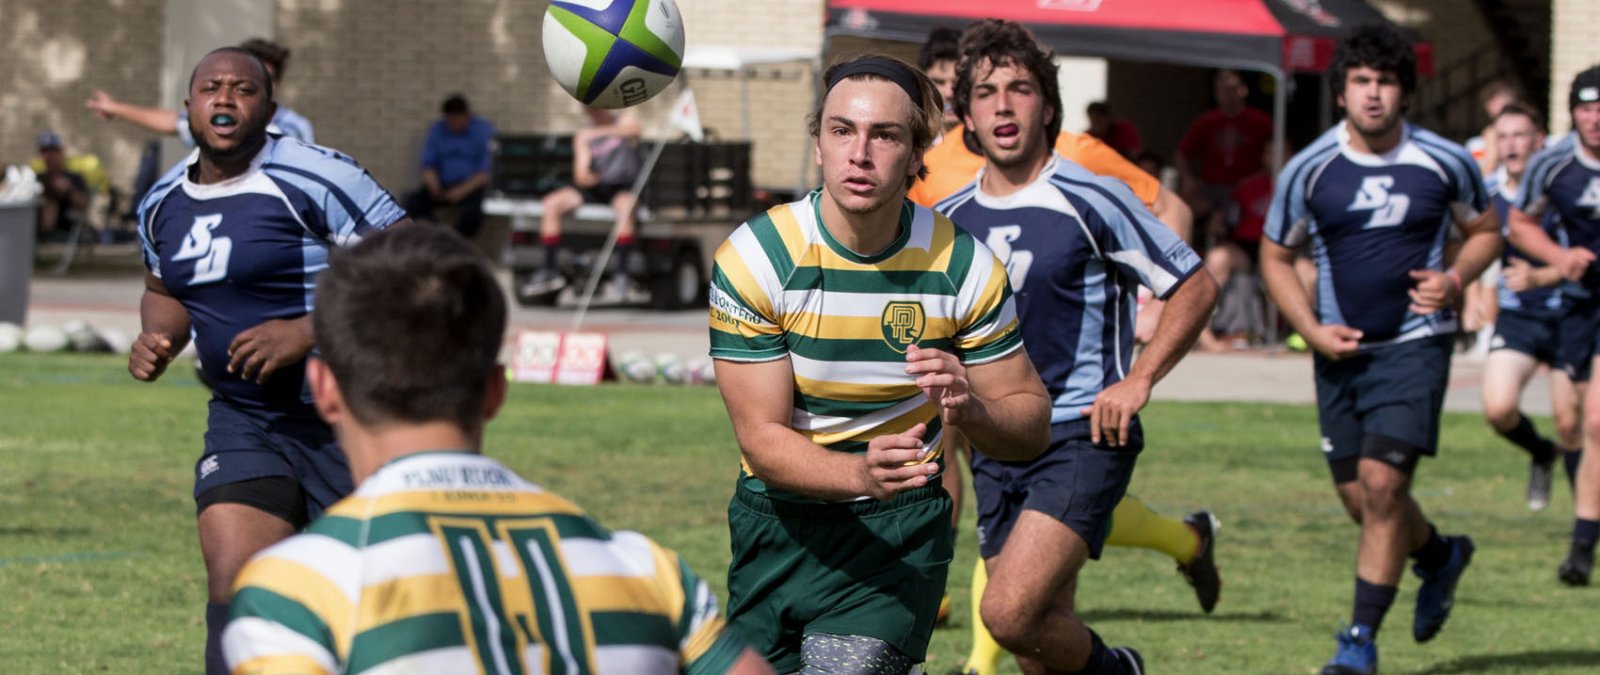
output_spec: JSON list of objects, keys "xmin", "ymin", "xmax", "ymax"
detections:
[{"xmin": 206, "ymin": 601, "xmax": 229, "ymax": 675}]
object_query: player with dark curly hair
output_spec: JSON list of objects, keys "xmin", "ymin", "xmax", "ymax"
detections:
[{"xmin": 1261, "ymin": 24, "xmax": 1497, "ymax": 674}]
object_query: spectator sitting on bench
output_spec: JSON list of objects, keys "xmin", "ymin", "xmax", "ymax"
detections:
[
  {"xmin": 405, "ymin": 94, "xmax": 495, "ymax": 238},
  {"xmin": 1198, "ymin": 142, "xmax": 1277, "ymax": 351},
  {"xmin": 34, "ymin": 132, "xmax": 89, "ymax": 241},
  {"xmin": 525, "ymin": 106, "xmax": 643, "ymax": 298}
]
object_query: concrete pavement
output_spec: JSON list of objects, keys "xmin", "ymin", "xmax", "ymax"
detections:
[{"xmin": 15, "ymin": 251, "xmax": 1552, "ymax": 417}]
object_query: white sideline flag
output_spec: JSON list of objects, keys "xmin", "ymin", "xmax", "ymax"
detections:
[{"xmin": 669, "ymin": 88, "xmax": 705, "ymax": 143}]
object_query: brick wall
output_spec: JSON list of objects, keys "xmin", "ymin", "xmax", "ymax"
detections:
[
  {"xmin": 0, "ymin": 0, "xmax": 164, "ymax": 191},
  {"xmin": 1550, "ymin": 0, "xmax": 1600, "ymax": 134},
  {"xmin": 277, "ymin": 0, "xmax": 825, "ymax": 195}
]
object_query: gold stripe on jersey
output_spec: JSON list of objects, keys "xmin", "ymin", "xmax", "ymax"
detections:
[
  {"xmin": 766, "ymin": 199, "xmax": 813, "ymax": 267},
  {"xmin": 649, "ymin": 542, "xmax": 687, "ymax": 626},
  {"xmin": 327, "ymin": 490, "xmax": 585, "ymax": 520},
  {"xmin": 682, "ymin": 615, "xmax": 729, "ymax": 666},
  {"xmin": 234, "ymin": 557, "xmax": 355, "ymax": 657},
  {"xmin": 791, "ymin": 373, "xmax": 920, "ymax": 402},
  {"xmin": 232, "ymin": 653, "xmax": 333, "ymax": 675},
  {"xmin": 571, "ymin": 575, "xmax": 677, "ymax": 616},
  {"xmin": 356, "ymin": 574, "xmax": 463, "ymax": 629},
  {"xmin": 710, "ymin": 239, "xmax": 778, "ymax": 324}
]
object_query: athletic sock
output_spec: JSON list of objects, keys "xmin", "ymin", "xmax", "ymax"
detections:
[
  {"xmin": 965, "ymin": 558, "xmax": 1002, "ymax": 675},
  {"xmin": 1103, "ymin": 494, "xmax": 1201, "ymax": 564},
  {"xmin": 541, "ymin": 235, "xmax": 561, "ymax": 271},
  {"xmin": 1498, "ymin": 413, "xmax": 1556, "ymax": 463},
  {"xmin": 1564, "ymin": 450, "xmax": 1583, "ymax": 489},
  {"xmin": 1351, "ymin": 577, "xmax": 1398, "ymax": 635},
  {"xmin": 1411, "ymin": 523, "xmax": 1452, "ymax": 573},
  {"xmin": 1573, "ymin": 518, "xmax": 1600, "ymax": 552},
  {"xmin": 205, "ymin": 601, "xmax": 229, "ymax": 675},
  {"xmin": 1076, "ymin": 628, "xmax": 1132, "ymax": 675}
]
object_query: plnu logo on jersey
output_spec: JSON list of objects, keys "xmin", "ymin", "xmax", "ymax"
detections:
[{"xmin": 881, "ymin": 301, "xmax": 925, "ymax": 353}]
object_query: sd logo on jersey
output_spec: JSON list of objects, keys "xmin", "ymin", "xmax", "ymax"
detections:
[{"xmin": 881, "ymin": 301, "xmax": 925, "ymax": 353}]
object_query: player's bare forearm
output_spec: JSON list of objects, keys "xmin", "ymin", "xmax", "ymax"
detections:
[
  {"xmin": 117, "ymin": 103, "xmax": 181, "ymax": 136},
  {"xmin": 139, "ymin": 274, "xmax": 191, "ymax": 349},
  {"xmin": 422, "ymin": 169, "xmax": 443, "ymax": 196},
  {"xmin": 131, "ymin": 274, "xmax": 191, "ymax": 382},
  {"xmin": 715, "ymin": 358, "xmax": 934, "ymax": 501},
  {"xmin": 955, "ymin": 349, "xmax": 1050, "ymax": 461},
  {"xmin": 1129, "ymin": 271, "xmax": 1218, "ymax": 385},
  {"xmin": 1448, "ymin": 208, "xmax": 1502, "ymax": 283},
  {"xmin": 1260, "ymin": 241, "xmax": 1321, "ymax": 336},
  {"xmin": 1152, "ymin": 187, "xmax": 1194, "ymax": 242},
  {"xmin": 1507, "ymin": 207, "xmax": 1564, "ymax": 266}
]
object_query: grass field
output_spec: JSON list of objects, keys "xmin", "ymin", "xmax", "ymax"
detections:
[{"xmin": 2, "ymin": 352, "xmax": 1597, "ymax": 674}]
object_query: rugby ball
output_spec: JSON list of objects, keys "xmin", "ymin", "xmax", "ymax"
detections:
[
  {"xmin": 686, "ymin": 356, "xmax": 716, "ymax": 385},
  {"xmin": 655, "ymin": 352, "xmax": 687, "ymax": 384},
  {"xmin": 543, "ymin": 0, "xmax": 685, "ymax": 109},
  {"xmin": 613, "ymin": 350, "xmax": 657, "ymax": 383},
  {"xmin": 0, "ymin": 322, "xmax": 22, "ymax": 353},
  {"xmin": 23, "ymin": 324, "xmax": 69, "ymax": 353}
]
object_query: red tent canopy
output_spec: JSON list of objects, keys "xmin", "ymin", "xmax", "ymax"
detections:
[{"xmin": 826, "ymin": 0, "xmax": 1433, "ymax": 77}]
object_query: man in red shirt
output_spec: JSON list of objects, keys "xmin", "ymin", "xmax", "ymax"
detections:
[
  {"xmin": 1086, "ymin": 101, "xmax": 1143, "ymax": 158},
  {"xmin": 1176, "ymin": 69, "xmax": 1273, "ymax": 219}
]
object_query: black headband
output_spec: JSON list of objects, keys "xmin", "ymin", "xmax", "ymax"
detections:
[{"xmin": 825, "ymin": 57, "xmax": 923, "ymax": 106}]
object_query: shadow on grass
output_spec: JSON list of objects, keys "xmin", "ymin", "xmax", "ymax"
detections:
[
  {"xmin": 0, "ymin": 527, "xmax": 91, "ymax": 537},
  {"xmin": 1080, "ymin": 608, "xmax": 1286, "ymax": 623},
  {"xmin": 1405, "ymin": 650, "xmax": 1600, "ymax": 674}
]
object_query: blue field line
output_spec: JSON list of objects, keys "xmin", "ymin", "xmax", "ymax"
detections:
[{"xmin": 0, "ymin": 551, "xmax": 136, "ymax": 567}]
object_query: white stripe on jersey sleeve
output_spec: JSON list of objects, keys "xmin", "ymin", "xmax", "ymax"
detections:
[
  {"xmin": 1108, "ymin": 250, "xmax": 1180, "ymax": 297},
  {"xmin": 223, "ymin": 617, "xmax": 339, "ymax": 673},
  {"xmin": 725, "ymin": 223, "xmax": 787, "ymax": 320},
  {"xmin": 358, "ymin": 646, "xmax": 477, "ymax": 675},
  {"xmin": 362, "ymin": 533, "xmax": 450, "ymax": 585}
]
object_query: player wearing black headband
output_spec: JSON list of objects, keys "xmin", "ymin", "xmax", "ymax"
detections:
[{"xmin": 708, "ymin": 54, "xmax": 1050, "ymax": 674}]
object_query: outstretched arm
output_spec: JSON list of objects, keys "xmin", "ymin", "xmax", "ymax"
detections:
[{"xmin": 86, "ymin": 90, "xmax": 180, "ymax": 135}]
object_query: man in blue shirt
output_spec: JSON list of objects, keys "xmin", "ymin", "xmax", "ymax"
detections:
[
  {"xmin": 1478, "ymin": 103, "xmax": 1579, "ymax": 513},
  {"xmin": 1261, "ymin": 25, "xmax": 1499, "ymax": 675},
  {"xmin": 129, "ymin": 46, "xmax": 408, "ymax": 675},
  {"xmin": 935, "ymin": 20, "xmax": 1217, "ymax": 675},
  {"xmin": 1507, "ymin": 65, "xmax": 1600, "ymax": 586},
  {"xmin": 404, "ymin": 94, "xmax": 496, "ymax": 238}
]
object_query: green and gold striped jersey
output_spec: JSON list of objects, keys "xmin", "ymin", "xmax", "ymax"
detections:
[
  {"xmin": 709, "ymin": 191, "xmax": 1023, "ymax": 501},
  {"xmin": 224, "ymin": 452, "xmax": 746, "ymax": 675}
]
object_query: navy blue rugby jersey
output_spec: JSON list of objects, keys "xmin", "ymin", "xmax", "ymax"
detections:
[
  {"xmin": 936, "ymin": 154, "xmax": 1202, "ymax": 424},
  {"xmin": 1520, "ymin": 132, "xmax": 1600, "ymax": 297},
  {"xmin": 1488, "ymin": 166, "xmax": 1562, "ymax": 313},
  {"xmin": 1266, "ymin": 122, "xmax": 1487, "ymax": 345},
  {"xmin": 137, "ymin": 135, "xmax": 406, "ymax": 407}
]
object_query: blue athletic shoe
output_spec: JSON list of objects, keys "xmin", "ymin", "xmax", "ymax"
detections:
[
  {"xmin": 1413, "ymin": 535, "xmax": 1475, "ymax": 642},
  {"xmin": 1320, "ymin": 624, "xmax": 1377, "ymax": 675}
]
